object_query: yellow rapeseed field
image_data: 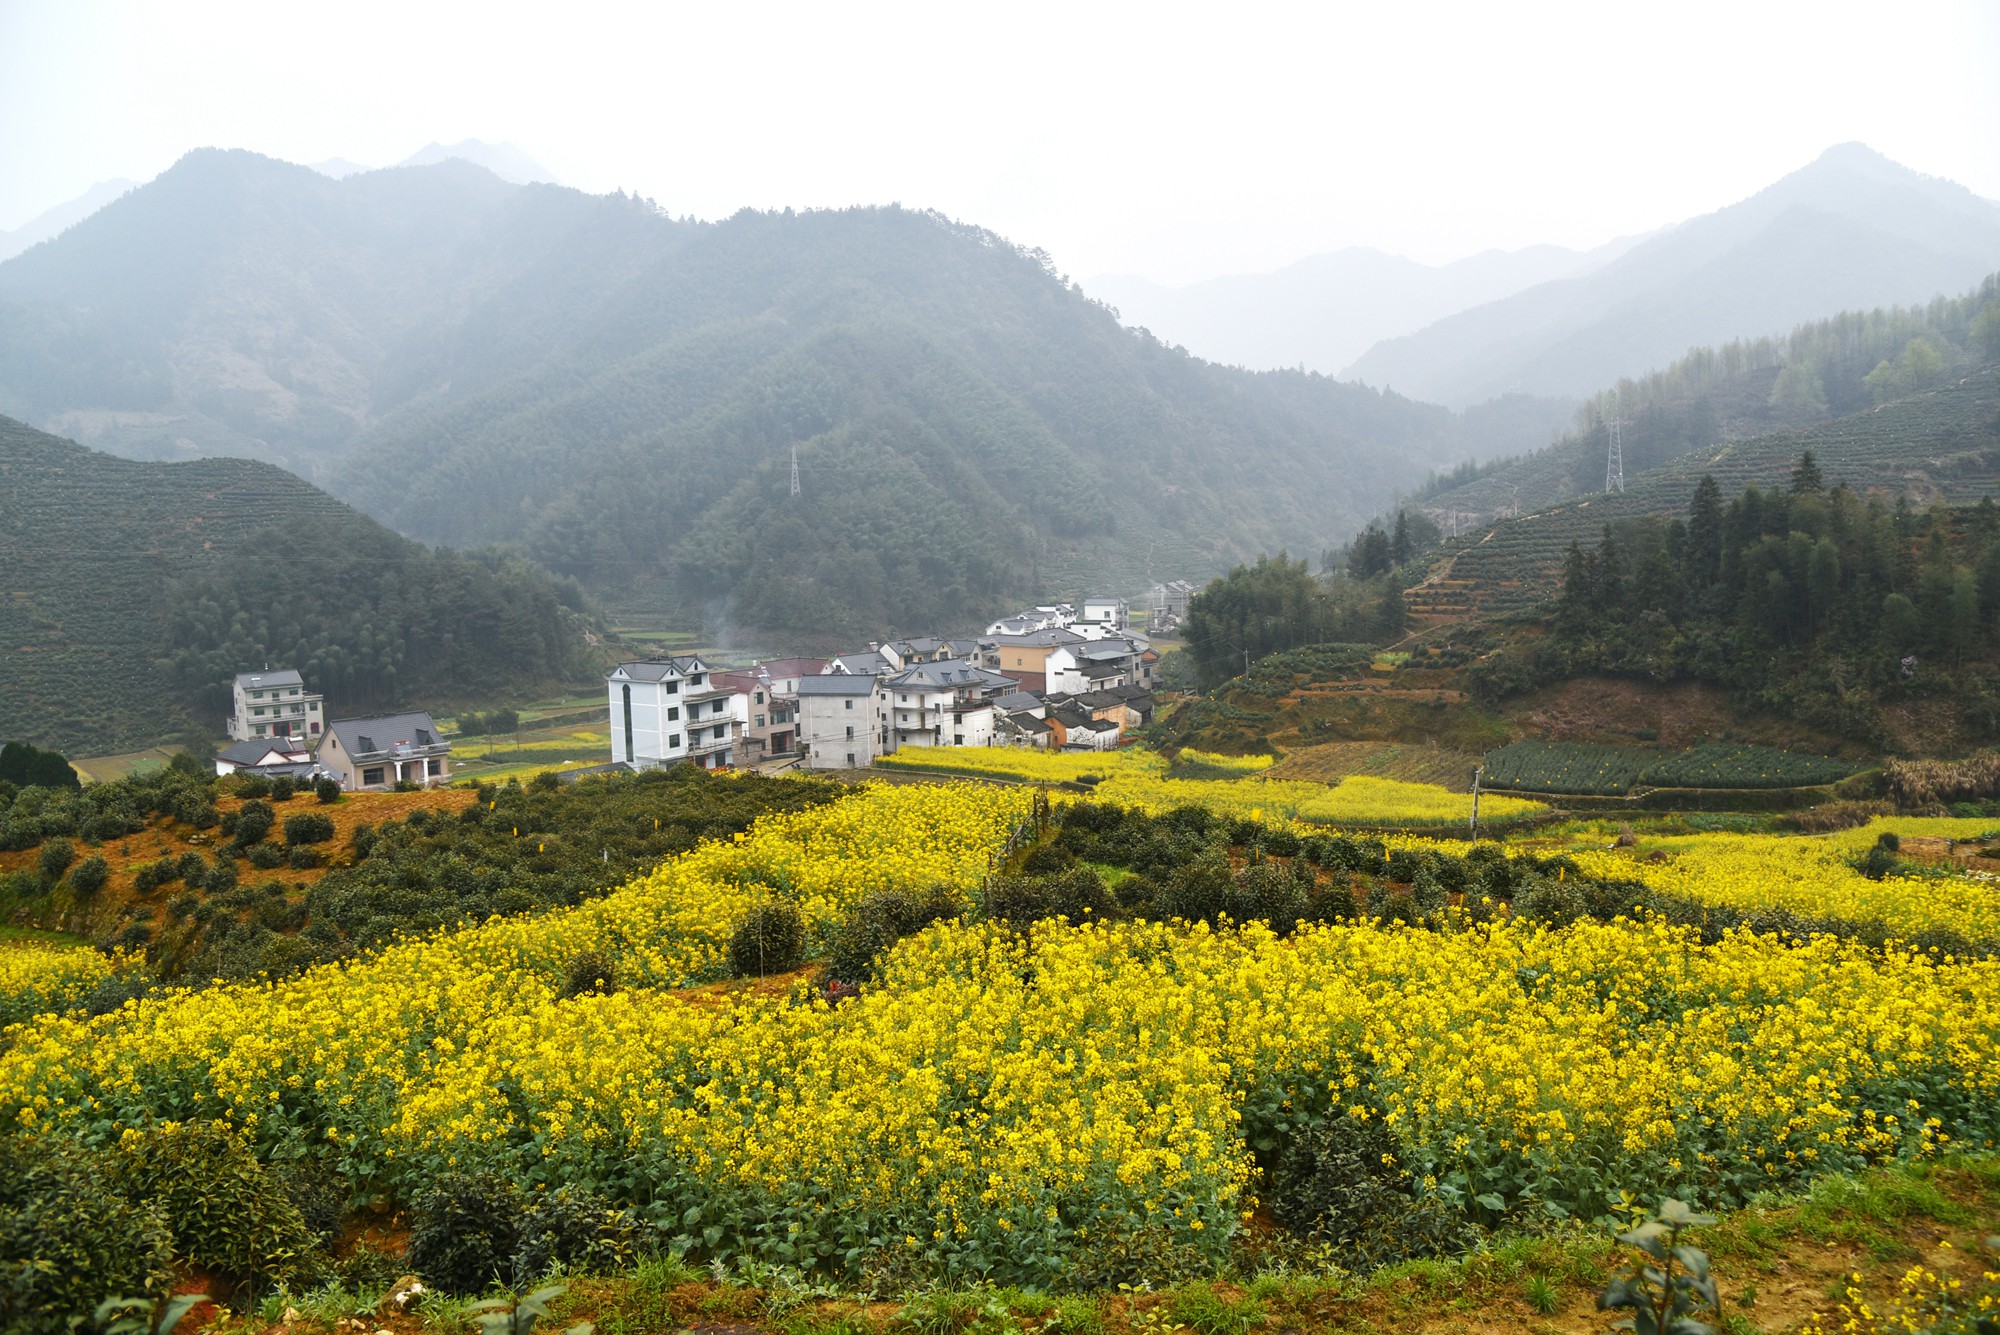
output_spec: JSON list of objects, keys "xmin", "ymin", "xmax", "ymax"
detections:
[
  {"xmin": 0, "ymin": 943, "xmax": 124, "ymax": 1031},
  {"xmin": 875, "ymin": 746, "xmax": 1546, "ymax": 826},
  {"xmin": 3, "ymin": 783, "xmax": 1997, "ymax": 1286}
]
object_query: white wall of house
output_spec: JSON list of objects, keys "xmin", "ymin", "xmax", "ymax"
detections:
[
  {"xmin": 886, "ymin": 685, "xmax": 996, "ymax": 750},
  {"xmin": 1080, "ymin": 597, "xmax": 1127, "ymax": 630},
  {"xmin": 609, "ymin": 662, "xmax": 750, "ymax": 770},
  {"xmin": 228, "ymin": 673, "xmax": 324, "ymax": 742},
  {"xmin": 797, "ymin": 684, "xmax": 884, "ymax": 769}
]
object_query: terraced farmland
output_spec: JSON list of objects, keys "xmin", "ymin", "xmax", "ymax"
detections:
[
  {"xmin": 1410, "ymin": 367, "xmax": 2000, "ymax": 620},
  {"xmin": 1481, "ymin": 739, "xmax": 1860, "ymax": 795}
]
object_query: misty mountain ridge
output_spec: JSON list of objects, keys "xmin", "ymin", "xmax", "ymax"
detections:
[
  {"xmin": 0, "ymin": 148, "xmax": 1531, "ymax": 638},
  {"xmin": 1084, "ymin": 232, "xmax": 1645, "ymax": 375},
  {"xmin": 1344, "ymin": 143, "xmax": 2000, "ymax": 406},
  {"xmin": 0, "ymin": 178, "xmax": 138, "ymax": 263}
]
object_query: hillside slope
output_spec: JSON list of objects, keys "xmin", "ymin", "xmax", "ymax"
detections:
[
  {"xmin": 0, "ymin": 416, "xmax": 593, "ymax": 754},
  {"xmin": 0, "ymin": 150, "xmax": 1521, "ymax": 636},
  {"xmin": 1407, "ymin": 365, "xmax": 2000, "ymax": 622},
  {"xmin": 1346, "ymin": 145, "xmax": 2000, "ymax": 406}
]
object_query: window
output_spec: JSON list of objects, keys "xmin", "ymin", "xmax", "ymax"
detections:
[
  {"xmin": 668, "ymin": 734, "xmax": 682, "ymax": 748},
  {"xmin": 310, "ymin": 722, "xmax": 320, "ymax": 735},
  {"xmin": 688, "ymin": 702, "xmax": 701, "ymax": 720},
  {"xmin": 754, "ymin": 691, "xmax": 764, "ymax": 704},
  {"xmin": 899, "ymin": 693, "xmax": 908, "ymax": 703},
  {"xmin": 253, "ymin": 725, "xmax": 266, "ymax": 737},
  {"xmin": 427, "ymin": 758, "xmax": 442, "ymax": 776},
  {"xmin": 666, "ymin": 681, "xmax": 678, "ymax": 694},
  {"xmin": 954, "ymin": 734, "xmax": 964, "ymax": 745},
  {"xmin": 689, "ymin": 673, "xmax": 704, "ymax": 686},
  {"xmin": 845, "ymin": 725, "xmax": 854, "ymax": 739},
  {"xmin": 667, "ymin": 706, "xmax": 679, "ymax": 721},
  {"xmin": 844, "ymin": 699, "xmax": 853, "ymax": 710},
  {"xmin": 846, "ymin": 752, "xmax": 855, "ymax": 766},
  {"xmin": 362, "ymin": 766, "xmax": 385, "ymax": 786},
  {"xmin": 622, "ymin": 683, "xmax": 633, "ymax": 760},
  {"xmin": 253, "ymin": 707, "xmax": 265, "ymax": 717},
  {"xmin": 251, "ymin": 690, "xmax": 262, "ymax": 700},
  {"xmin": 755, "ymin": 715, "xmax": 765, "ymax": 728},
  {"xmin": 713, "ymin": 725, "xmax": 725, "ymax": 740}
]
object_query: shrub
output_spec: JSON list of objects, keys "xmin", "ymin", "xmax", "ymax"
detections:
[
  {"xmin": 313, "ymin": 777, "xmax": 341, "ymax": 804},
  {"xmin": 287, "ymin": 846, "xmax": 323, "ymax": 869},
  {"xmin": 37, "ymin": 838, "xmax": 75, "ymax": 881},
  {"xmin": 0, "ymin": 1137, "xmax": 173, "ymax": 1333},
  {"xmin": 67, "ymin": 854, "xmax": 110, "ymax": 897},
  {"xmin": 827, "ymin": 886, "xmax": 960, "ymax": 983},
  {"xmin": 728, "ymin": 901, "xmax": 805, "ymax": 977},
  {"xmin": 513, "ymin": 1185, "xmax": 639, "ymax": 1282},
  {"xmin": 245, "ymin": 843, "xmax": 285, "ymax": 870},
  {"xmin": 120, "ymin": 1121, "xmax": 323, "ymax": 1288},
  {"xmin": 1159, "ymin": 855, "xmax": 1234, "ymax": 925},
  {"xmin": 233, "ymin": 800, "xmax": 274, "ymax": 848},
  {"xmin": 267, "ymin": 777, "xmax": 296, "ymax": 803},
  {"xmin": 1019, "ymin": 842, "xmax": 1076, "ymax": 875},
  {"xmin": 559, "ymin": 950, "xmax": 617, "ymax": 999},
  {"xmin": 1266, "ymin": 1115, "xmax": 1477, "ymax": 1268},
  {"xmin": 282, "ymin": 813, "xmax": 335, "ymax": 847},
  {"xmin": 234, "ymin": 775, "xmax": 272, "ymax": 799},
  {"xmin": 1513, "ymin": 875, "xmax": 1589, "ymax": 926},
  {"xmin": 408, "ymin": 1171, "xmax": 524, "ymax": 1294}
]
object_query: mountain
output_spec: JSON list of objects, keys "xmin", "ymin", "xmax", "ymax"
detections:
[
  {"xmin": 308, "ymin": 157, "xmax": 373, "ymax": 179},
  {"xmin": 397, "ymin": 139, "xmax": 558, "ymax": 185},
  {"xmin": 1396, "ymin": 276, "xmax": 2000, "ymax": 540},
  {"xmin": 0, "ymin": 415, "xmax": 595, "ymax": 754},
  {"xmin": 0, "ymin": 179, "xmax": 138, "ymax": 263},
  {"xmin": 0, "ymin": 149, "xmax": 1528, "ymax": 639},
  {"xmin": 1346, "ymin": 145, "xmax": 2000, "ymax": 407},
  {"xmin": 1085, "ymin": 236, "xmax": 1639, "ymax": 375}
]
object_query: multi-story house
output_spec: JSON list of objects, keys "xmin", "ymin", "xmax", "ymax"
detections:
[
  {"xmin": 608, "ymin": 657, "xmax": 750, "ymax": 771},
  {"xmin": 881, "ymin": 659, "xmax": 1017, "ymax": 751},
  {"xmin": 715, "ymin": 657, "xmax": 824, "ymax": 764},
  {"xmin": 796, "ymin": 674, "xmax": 885, "ymax": 768},
  {"xmin": 1045, "ymin": 635, "xmax": 1148, "ymax": 695},
  {"xmin": 980, "ymin": 627, "xmax": 1084, "ymax": 694},
  {"xmin": 226, "ymin": 669, "xmax": 324, "ymax": 742},
  {"xmin": 320, "ymin": 712, "xmax": 452, "ymax": 791},
  {"xmin": 1079, "ymin": 596, "xmax": 1128, "ymax": 631}
]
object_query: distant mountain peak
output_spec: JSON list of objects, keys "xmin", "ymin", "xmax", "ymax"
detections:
[{"xmin": 396, "ymin": 140, "xmax": 558, "ymax": 186}]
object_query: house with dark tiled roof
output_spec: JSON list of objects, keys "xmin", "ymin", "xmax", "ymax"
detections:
[
  {"xmin": 227, "ymin": 669, "xmax": 324, "ymax": 743},
  {"xmin": 609, "ymin": 657, "xmax": 749, "ymax": 771},
  {"xmin": 319, "ymin": 712, "xmax": 452, "ymax": 791}
]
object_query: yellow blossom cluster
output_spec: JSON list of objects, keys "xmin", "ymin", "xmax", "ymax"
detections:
[
  {"xmin": 1563, "ymin": 815, "xmax": 2000, "ymax": 943},
  {"xmin": 1174, "ymin": 750, "xmax": 1277, "ymax": 773},
  {"xmin": 876, "ymin": 746, "xmax": 1545, "ymax": 827},
  {"xmin": 0, "ymin": 943, "xmax": 126, "ymax": 1033}
]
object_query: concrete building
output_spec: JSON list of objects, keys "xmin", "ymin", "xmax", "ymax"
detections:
[
  {"xmin": 881, "ymin": 659, "xmax": 1018, "ymax": 752},
  {"xmin": 715, "ymin": 658, "xmax": 823, "ymax": 764},
  {"xmin": 213, "ymin": 737, "xmax": 323, "ymax": 781},
  {"xmin": 979, "ymin": 627, "xmax": 1084, "ymax": 695},
  {"xmin": 320, "ymin": 713, "xmax": 452, "ymax": 791},
  {"xmin": 608, "ymin": 657, "xmax": 750, "ymax": 771},
  {"xmin": 1045, "ymin": 636, "xmax": 1147, "ymax": 695},
  {"xmin": 226, "ymin": 669, "xmax": 324, "ymax": 743},
  {"xmin": 796, "ymin": 673, "xmax": 885, "ymax": 769},
  {"xmin": 1080, "ymin": 597, "xmax": 1128, "ymax": 631},
  {"xmin": 1146, "ymin": 581, "xmax": 1196, "ymax": 632}
]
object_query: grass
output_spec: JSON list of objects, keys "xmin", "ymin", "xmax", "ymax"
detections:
[{"xmin": 0, "ymin": 924, "xmax": 89, "ymax": 947}]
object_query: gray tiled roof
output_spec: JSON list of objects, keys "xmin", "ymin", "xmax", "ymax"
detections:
[
  {"xmin": 827, "ymin": 651, "xmax": 892, "ymax": 675},
  {"xmin": 885, "ymin": 659, "xmax": 1014, "ymax": 691},
  {"xmin": 325, "ymin": 712, "xmax": 448, "ymax": 759},
  {"xmin": 797, "ymin": 674, "xmax": 879, "ymax": 697},
  {"xmin": 217, "ymin": 738, "xmax": 310, "ymax": 766},
  {"xmin": 233, "ymin": 669, "xmax": 305, "ymax": 691},
  {"xmin": 610, "ymin": 656, "xmax": 711, "ymax": 683},
  {"xmin": 993, "ymin": 690, "xmax": 1043, "ymax": 713}
]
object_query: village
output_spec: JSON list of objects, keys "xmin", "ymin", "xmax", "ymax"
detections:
[{"xmin": 205, "ymin": 582, "xmax": 1197, "ymax": 790}]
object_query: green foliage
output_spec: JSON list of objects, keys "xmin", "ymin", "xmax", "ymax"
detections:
[
  {"xmin": 1480, "ymin": 740, "xmax": 1855, "ymax": 796},
  {"xmin": 0, "ymin": 416, "xmax": 595, "ymax": 755},
  {"xmin": 409, "ymin": 1171, "xmax": 524, "ymax": 1295},
  {"xmin": 1478, "ymin": 473, "xmax": 2000, "ymax": 747},
  {"xmin": 0, "ymin": 742, "xmax": 79, "ymax": 790},
  {"xmin": 458, "ymin": 709, "xmax": 523, "ymax": 737},
  {"xmin": 826, "ymin": 887, "xmax": 961, "ymax": 983},
  {"xmin": 36, "ymin": 838, "xmax": 75, "ymax": 881},
  {"xmin": 312, "ymin": 777, "xmax": 341, "ymax": 804},
  {"xmin": 1164, "ymin": 1283, "xmax": 1265, "ymax": 1335},
  {"xmin": 1597, "ymin": 1199, "xmax": 1721, "ymax": 1335},
  {"xmin": 121, "ymin": 1120, "xmax": 324, "ymax": 1289},
  {"xmin": 1265, "ymin": 1114, "xmax": 1479, "ymax": 1269},
  {"xmin": 0, "ymin": 1137, "xmax": 174, "ymax": 1334},
  {"xmin": 281, "ymin": 813, "xmax": 335, "ymax": 847},
  {"xmin": 90, "ymin": 1293, "xmax": 210, "ymax": 1335},
  {"xmin": 513, "ymin": 1187, "xmax": 640, "ymax": 1284},
  {"xmin": 559, "ymin": 950, "xmax": 617, "ymax": 1000},
  {"xmin": 729, "ymin": 902, "xmax": 805, "ymax": 977},
  {"xmin": 231, "ymin": 799, "xmax": 274, "ymax": 849},
  {"xmin": 68, "ymin": 854, "xmax": 110, "ymax": 897},
  {"xmin": 464, "ymin": 1283, "xmax": 594, "ymax": 1335}
]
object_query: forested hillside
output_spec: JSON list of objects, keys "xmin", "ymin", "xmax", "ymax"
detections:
[
  {"xmin": 1346, "ymin": 144, "xmax": 2000, "ymax": 406},
  {"xmin": 1408, "ymin": 365, "xmax": 2000, "ymax": 622},
  {"xmin": 0, "ymin": 417, "xmax": 594, "ymax": 753},
  {"xmin": 1403, "ymin": 278, "xmax": 2000, "ymax": 538},
  {"xmin": 0, "ymin": 150, "xmax": 1522, "ymax": 636}
]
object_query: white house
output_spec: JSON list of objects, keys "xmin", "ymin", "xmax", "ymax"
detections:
[
  {"xmin": 227, "ymin": 669, "xmax": 324, "ymax": 743},
  {"xmin": 1079, "ymin": 596, "xmax": 1128, "ymax": 631},
  {"xmin": 608, "ymin": 657, "xmax": 750, "ymax": 771},
  {"xmin": 213, "ymin": 737, "xmax": 322, "ymax": 780},
  {"xmin": 1045, "ymin": 636, "xmax": 1145, "ymax": 695},
  {"xmin": 984, "ymin": 604, "xmax": 1076, "ymax": 635},
  {"xmin": 796, "ymin": 673, "xmax": 885, "ymax": 768},
  {"xmin": 881, "ymin": 659, "xmax": 1017, "ymax": 752}
]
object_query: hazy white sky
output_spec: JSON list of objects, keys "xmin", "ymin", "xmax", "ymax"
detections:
[{"xmin": 3, "ymin": 0, "xmax": 1996, "ymax": 285}]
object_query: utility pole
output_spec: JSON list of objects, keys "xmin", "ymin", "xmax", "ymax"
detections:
[
  {"xmin": 1469, "ymin": 765, "xmax": 1483, "ymax": 841},
  {"xmin": 1605, "ymin": 411, "xmax": 1625, "ymax": 494},
  {"xmin": 790, "ymin": 445, "xmax": 801, "ymax": 497}
]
